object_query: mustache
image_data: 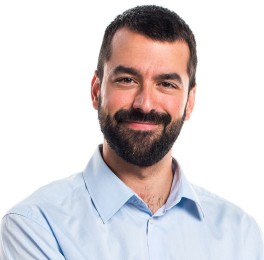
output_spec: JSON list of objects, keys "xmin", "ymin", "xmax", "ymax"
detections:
[{"xmin": 114, "ymin": 109, "xmax": 171, "ymax": 126}]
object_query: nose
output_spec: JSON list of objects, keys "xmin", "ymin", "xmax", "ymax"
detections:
[{"xmin": 132, "ymin": 86, "xmax": 156, "ymax": 113}]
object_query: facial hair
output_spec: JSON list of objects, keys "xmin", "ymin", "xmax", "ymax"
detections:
[{"xmin": 98, "ymin": 101, "xmax": 186, "ymax": 167}]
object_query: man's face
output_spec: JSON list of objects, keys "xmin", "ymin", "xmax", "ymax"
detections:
[{"xmin": 92, "ymin": 28, "xmax": 196, "ymax": 166}]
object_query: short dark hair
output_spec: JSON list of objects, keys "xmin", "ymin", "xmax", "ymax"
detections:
[{"xmin": 96, "ymin": 5, "xmax": 197, "ymax": 90}]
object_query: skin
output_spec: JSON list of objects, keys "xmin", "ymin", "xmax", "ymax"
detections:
[{"xmin": 91, "ymin": 27, "xmax": 196, "ymax": 214}]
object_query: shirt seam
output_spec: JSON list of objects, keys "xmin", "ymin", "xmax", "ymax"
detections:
[
  {"xmin": 3, "ymin": 212, "xmax": 56, "ymax": 235},
  {"xmin": 2, "ymin": 213, "xmax": 64, "ymax": 257},
  {"xmin": 0, "ymin": 227, "xmax": 8, "ymax": 259}
]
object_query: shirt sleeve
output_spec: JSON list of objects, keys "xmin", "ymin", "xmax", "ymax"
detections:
[
  {"xmin": 241, "ymin": 215, "xmax": 264, "ymax": 260},
  {"xmin": 0, "ymin": 213, "xmax": 65, "ymax": 260}
]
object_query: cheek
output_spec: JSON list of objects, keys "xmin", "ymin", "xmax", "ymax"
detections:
[
  {"xmin": 100, "ymin": 90, "xmax": 134, "ymax": 113},
  {"xmin": 161, "ymin": 96, "xmax": 187, "ymax": 118}
]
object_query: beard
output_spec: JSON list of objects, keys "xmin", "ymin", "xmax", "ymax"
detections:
[{"xmin": 98, "ymin": 101, "xmax": 186, "ymax": 167}]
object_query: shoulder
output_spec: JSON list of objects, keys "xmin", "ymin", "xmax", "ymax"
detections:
[
  {"xmin": 192, "ymin": 183, "xmax": 252, "ymax": 221},
  {"xmin": 0, "ymin": 174, "xmax": 87, "ymax": 259},
  {"xmin": 191, "ymin": 183, "xmax": 263, "ymax": 238},
  {"xmin": 192, "ymin": 184, "xmax": 242, "ymax": 212},
  {"xmin": 2, "ymin": 172, "xmax": 88, "ymax": 228},
  {"xmin": 192, "ymin": 184, "xmax": 264, "ymax": 257}
]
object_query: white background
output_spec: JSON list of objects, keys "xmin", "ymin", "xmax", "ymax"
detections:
[{"xmin": 0, "ymin": 0, "xmax": 263, "ymax": 232}]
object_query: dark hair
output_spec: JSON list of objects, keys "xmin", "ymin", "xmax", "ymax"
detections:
[{"xmin": 96, "ymin": 5, "xmax": 197, "ymax": 90}]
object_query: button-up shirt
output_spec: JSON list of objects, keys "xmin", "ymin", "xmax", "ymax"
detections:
[{"xmin": 1, "ymin": 147, "xmax": 263, "ymax": 259}]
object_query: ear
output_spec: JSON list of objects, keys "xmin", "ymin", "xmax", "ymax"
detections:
[
  {"xmin": 91, "ymin": 73, "xmax": 100, "ymax": 110},
  {"xmin": 185, "ymin": 85, "xmax": 196, "ymax": 121}
]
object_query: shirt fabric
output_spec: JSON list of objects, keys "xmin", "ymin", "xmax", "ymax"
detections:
[{"xmin": 0, "ymin": 147, "xmax": 263, "ymax": 260}]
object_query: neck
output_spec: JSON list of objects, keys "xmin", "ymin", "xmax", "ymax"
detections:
[{"xmin": 101, "ymin": 141, "xmax": 174, "ymax": 214}]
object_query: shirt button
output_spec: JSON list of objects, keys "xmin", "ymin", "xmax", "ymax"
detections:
[{"xmin": 149, "ymin": 218, "xmax": 154, "ymax": 224}]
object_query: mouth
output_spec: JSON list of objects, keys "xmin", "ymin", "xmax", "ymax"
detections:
[{"xmin": 122, "ymin": 120, "xmax": 160, "ymax": 131}]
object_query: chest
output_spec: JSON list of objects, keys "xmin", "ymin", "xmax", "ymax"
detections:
[{"xmin": 51, "ymin": 204, "xmax": 241, "ymax": 260}]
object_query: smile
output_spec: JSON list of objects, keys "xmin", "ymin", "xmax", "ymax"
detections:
[{"xmin": 123, "ymin": 121, "xmax": 159, "ymax": 131}]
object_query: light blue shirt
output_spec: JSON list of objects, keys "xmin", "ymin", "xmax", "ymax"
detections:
[{"xmin": 1, "ymin": 147, "xmax": 263, "ymax": 259}]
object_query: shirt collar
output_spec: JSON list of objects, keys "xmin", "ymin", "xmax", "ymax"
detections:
[
  {"xmin": 165, "ymin": 158, "xmax": 205, "ymax": 219},
  {"xmin": 83, "ymin": 147, "xmax": 204, "ymax": 223},
  {"xmin": 82, "ymin": 147, "xmax": 134, "ymax": 223}
]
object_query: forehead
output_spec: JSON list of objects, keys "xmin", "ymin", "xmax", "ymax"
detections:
[
  {"xmin": 106, "ymin": 28, "xmax": 190, "ymax": 79},
  {"xmin": 104, "ymin": 28, "xmax": 190, "ymax": 88}
]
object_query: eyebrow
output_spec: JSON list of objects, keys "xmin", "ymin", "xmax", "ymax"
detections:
[{"xmin": 111, "ymin": 65, "xmax": 142, "ymax": 78}]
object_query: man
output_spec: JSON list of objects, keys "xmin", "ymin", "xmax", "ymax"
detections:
[{"xmin": 0, "ymin": 5, "xmax": 263, "ymax": 260}]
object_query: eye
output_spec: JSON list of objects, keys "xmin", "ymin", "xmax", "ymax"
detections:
[
  {"xmin": 116, "ymin": 77, "xmax": 138, "ymax": 86},
  {"xmin": 159, "ymin": 81, "xmax": 177, "ymax": 89}
]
